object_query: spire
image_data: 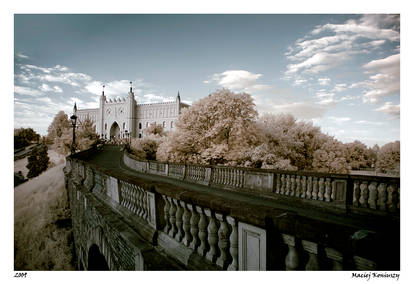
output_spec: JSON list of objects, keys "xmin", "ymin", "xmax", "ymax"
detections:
[
  {"xmin": 102, "ymin": 84, "xmax": 105, "ymax": 95},
  {"xmin": 177, "ymin": 91, "xmax": 181, "ymax": 102},
  {"xmin": 73, "ymin": 102, "xmax": 77, "ymax": 115},
  {"xmin": 130, "ymin": 81, "xmax": 133, "ymax": 93}
]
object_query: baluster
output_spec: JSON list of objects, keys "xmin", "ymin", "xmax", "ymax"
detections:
[
  {"xmin": 196, "ymin": 206, "xmax": 208, "ymax": 256},
  {"xmin": 377, "ymin": 183, "xmax": 387, "ymax": 211},
  {"xmin": 290, "ymin": 175, "xmax": 296, "ymax": 196},
  {"xmin": 126, "ymin": 185, "xmax": 132, "ymax": 210},
  {"xmin": 312, "ymin": 178, "xmax": 318, "ymax": 200},
  {"xmin": 120, "ymin": 182, "xmax": 125, "ymax": 207},
  {"xmin": 285, "ymin": 174, "xmax": 291, "ymax": 195},
  {"xmin": 387, "ymin": 184, "xmax": 398, "ymax": 212},
  {"xmin": 282, "ymin": 234, "xmax": 300, "ymax": 271},
  {"xmin": 353, "ymin": 181, "xmax": 360, "ymax": 206},
  {"xmin": 142, "ymin": 189, "xmax": 148, "ymax": 220},
  {"xmin": 231, "ymin": 169, "xmax": 236, "ymax": 187},
  {"xmin": 133, "ymin": 185, "xmax": 139, "ymax": 214},
  {"xmin": 318, "ymin": 177, "xmax": 325, "ymax": 201},
  {"xmin": 302, "ymin": 240, "xmax": 319, "ymax": 270},
  {"xmin": 295, "ymin": 176, "xmax": 301, "ymax": 197},
  {"xmin": 174, "ymin": 199, "xmax": 184, "ymax": 242},
  {"xmin": 136, "ymin": 187, "xmax": 143, "ymax": 217},
  {"xmin": 325, "ymin": 247, "xmax": 343, "ymax": 270},
  {"xmin": 168, "ymin": 197, "xmax": 177, "ymax": 238},
  {"xmin": 181, "ymin": 201, "xmax": 192, "ymax": 246},
  {"xmin": 301, "ymin": 176, "xmax": 307, "ymax": 198},
  {"xmin": 276, "ymin": 174, "xmax": 281, "ymax": 194},
  {"xmin": 187, "ymin": 204, "xmax": 200, "ymax": 250},
  {"xmin": 280, "ymin": 174, "xmax": 286, "ymax": 195},
  {"xmin": 324, "ymin": 178, "xmax": 332, "ymax": 202},
  {"xmin": 205, "ymin": 209, "xmax": 218, "ymax": 263},
  {"xmin": 359, "ymin": 182, "xmax": 368, "ymax": 208},
  {"xmin": 215, "ymin": 213, "xmax": 230, "ymax": 268},
  {"xmin": 306, "ymin": 176, "xmax": 312, "ymax": 199},
  {"xmin": 162, "ymin": 195, "xmax": 171, "ymax": 234},
  {"xmin": 368, "ymin": 182, "xmax": 378, "ymax": 209},
  {"xmin": 226, "ymin": 216, "xmax": 238, "ymax": 271}
]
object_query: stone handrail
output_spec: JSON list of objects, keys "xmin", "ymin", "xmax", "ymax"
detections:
[
  {"xmin": 123, "ymin": 151, "xmax": 400, "ymax": 215},
  {"xmin": 66, "ymin": 150, "xmax": 400, "ymax": 270}
]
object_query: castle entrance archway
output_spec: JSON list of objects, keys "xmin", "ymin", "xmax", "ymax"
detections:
[
  {"xmin": 110, "ymin": 122, "xmax": 120, "ymax": 140},
  {"xmin": 88, "ymin": 244, "xmax": 109, "ymax": 270}
]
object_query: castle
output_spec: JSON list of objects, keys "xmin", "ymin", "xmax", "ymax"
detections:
[{"xmin": 76, "ymin": 82, "xmax": 188, "ymax": 140}]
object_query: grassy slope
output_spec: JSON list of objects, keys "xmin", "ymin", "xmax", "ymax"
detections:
[{"xmin": 14, "ymin": 152, "xmax": 75, "ymax": 270}]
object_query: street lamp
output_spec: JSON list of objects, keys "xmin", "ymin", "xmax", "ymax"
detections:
[
  {"xmin": 70, "ymin": 103, "xmax": 78, "ymax": 155},
  {"xmin": 125, "ymin": 130, "xmax": 129, "ymax": 145}
]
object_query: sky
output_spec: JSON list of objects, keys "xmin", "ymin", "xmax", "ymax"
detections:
[{"xmin": 14, "ymin": 14, "xmax": 400, "ymax": 147}]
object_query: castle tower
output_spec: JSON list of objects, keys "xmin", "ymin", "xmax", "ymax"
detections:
[{"xmin": 126, "ymin": 81, "xmax": 136, "ymax": 137}]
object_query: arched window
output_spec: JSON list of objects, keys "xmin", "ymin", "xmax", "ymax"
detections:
[
  {"xmin": 105, "ymin": 123, "xmax": 107, "ymax": 130},
  {"xmin": 139, "ymin": 123, "xmax": 142, "ymax": 129},
  {"xmin": 123, "ymin": 122, "xmax": 125, "ymax": 129},
  {"xmin": 163, "ymin": 121, "xmax": 166, "ymax": 128},
  {"xmin": 171, "ymin": 121, "xmax": 173, "ymax": 128},
  {"xmin": 146, "ymin": 122, "xmax": 149, "ymax": 128},
  {"xmin": 139, "ymin": 133, "xmax": 142, "ymax": 138}
]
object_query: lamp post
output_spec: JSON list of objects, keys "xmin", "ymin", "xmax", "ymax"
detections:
[
  {"xmin": 125, "ymin": 130, "xmax": 129, "ymax": 145},
  {"xmin": 70, "ymin": 107, "xmax": 78, "ymax": 155}
]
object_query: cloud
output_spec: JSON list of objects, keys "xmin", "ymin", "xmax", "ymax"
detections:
[
  {"xmin": 293, "ymin": 78, "xmax": 307, "ymax": 85},
  {"xmin": 16, "ymin": 52, "xmax": 29, "ymax": 59},
  {"xmin": 318, "ymin": 77, "xmax": 331, "ymax": 86},
  {"xmin": 374, "ymin": 102, "xmax": 400, "ymax": 117},
  {"xmin": 286, "ymin": 51, "xmax": 351, "ymax": 75},
  {"xmin": 311, "ymin": 14, "xmax": 400, "ymax": 42},
  {"xmin": 362, "ymin": 54, "xmax": 400, "ymax": 103},
  {"xmin": 39, "ymin": 84, "xmax": 63, "ymax": 93},
  {"xmin": 205, "ymin": 70, "xmax": 271, "ymax": 92},
  {"xmin": 285, "ymin": 14, "xmax": 400, "ymax": 81},
  {"xmin": 18, "ymin": 64, "xmax": 92, "ymax": 87},
  {"xmin": 14, "ymin": 86, "xmax": 42, "ymax": 97},
  {"xmin": 142, "ymin": 94, "xmax": 175, "ymax": 103},
  {"xmin": 355, "ymin": 120, "xmax": 384, "ymax": 126},
  {"xmin": 326, "ymin": 116, "xmax": 351, "ymax": 124},
  {"xmin": 333, "ymin": 83, "xmax": 348, "ymax": 92},
  {"xmin": 261, "ymin": 101, "xmax": 328, "ymax": 119}
]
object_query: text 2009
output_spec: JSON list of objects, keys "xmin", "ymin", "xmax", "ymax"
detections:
[{"xmin": 14, "ymin": 272, "xmax": 27, "ymax": 278}]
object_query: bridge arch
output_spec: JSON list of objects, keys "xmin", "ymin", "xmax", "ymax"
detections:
[
  {"xmin": 85, "ymin": 225, "xmax": 112, "ymax": 270},
  {"xmin": 88, "ymin": 244, "xmax": 109, "ymax": 270}
]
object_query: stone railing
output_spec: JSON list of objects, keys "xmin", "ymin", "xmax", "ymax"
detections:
[
  {"xmin": 123, "ymin": 151, "xmax": 400, "ymax": 215},
  {"xmin": 67, "ymin": 152, "xmax": 400, "ymax": 270}
]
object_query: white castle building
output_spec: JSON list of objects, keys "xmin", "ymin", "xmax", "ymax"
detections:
[{"xmin": 76, "ymin": 82, "xmax": 188, "ymax": 140}]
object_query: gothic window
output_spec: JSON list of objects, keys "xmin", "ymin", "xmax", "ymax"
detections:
[
  {"xmin": 171, "ymin": 121, "xmax": 173, "ymax": 128},
  {"xmin": 123, "ymin": 122, "xmax": 125, "ymax": 129},
  {"xmin": 139, "ymin": 123, "xmax": 142, "ymax": 129},
  {"xmin": 105, "ymin": 123, "xmax": 107, "ymax": 130},
  {"xmin": 146, "ymin": 122, "xmax": 148, "ymax": 128},
  {"xmin": 139, "ymin": 133, "xmax": 142, "ymax": 138},
  {"xmin": 163, "ymin": 121, "xmax": 166, "ymax": 128}
]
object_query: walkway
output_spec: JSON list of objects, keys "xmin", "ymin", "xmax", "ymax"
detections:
[{"xmin": 79, "ymin": 145, "xmax": 397, "ymax": 231}]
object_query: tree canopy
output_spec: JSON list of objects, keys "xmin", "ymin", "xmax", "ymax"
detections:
[{"xmin": 157, "ymin": 89, "xmax": 259, "ymax": 165}]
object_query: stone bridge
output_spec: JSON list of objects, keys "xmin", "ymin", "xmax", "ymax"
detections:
[{"xmin": 64, "ymin": 145, "xmax": 400, "ymax": 271}]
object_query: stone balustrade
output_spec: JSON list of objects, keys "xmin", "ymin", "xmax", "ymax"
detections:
[
  {"xmin": 67, "ymin": 153, "xmax": 399, "ymax": 271},
  {"xmin": 123, "ymin": 151, "xmax": 400, "ymax": 214}
]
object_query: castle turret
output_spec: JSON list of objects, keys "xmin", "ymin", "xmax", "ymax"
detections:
[
  {"xmin": 98, "ymin": 85, "xmax": 106, "ymax": 138},
  {"xmin": 127, "ymin": 81, "xmax": 136, "ymax": 137},
  {"xmin": 176, "ymin": 91, "xmax": 181, "ymax": 103}
]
